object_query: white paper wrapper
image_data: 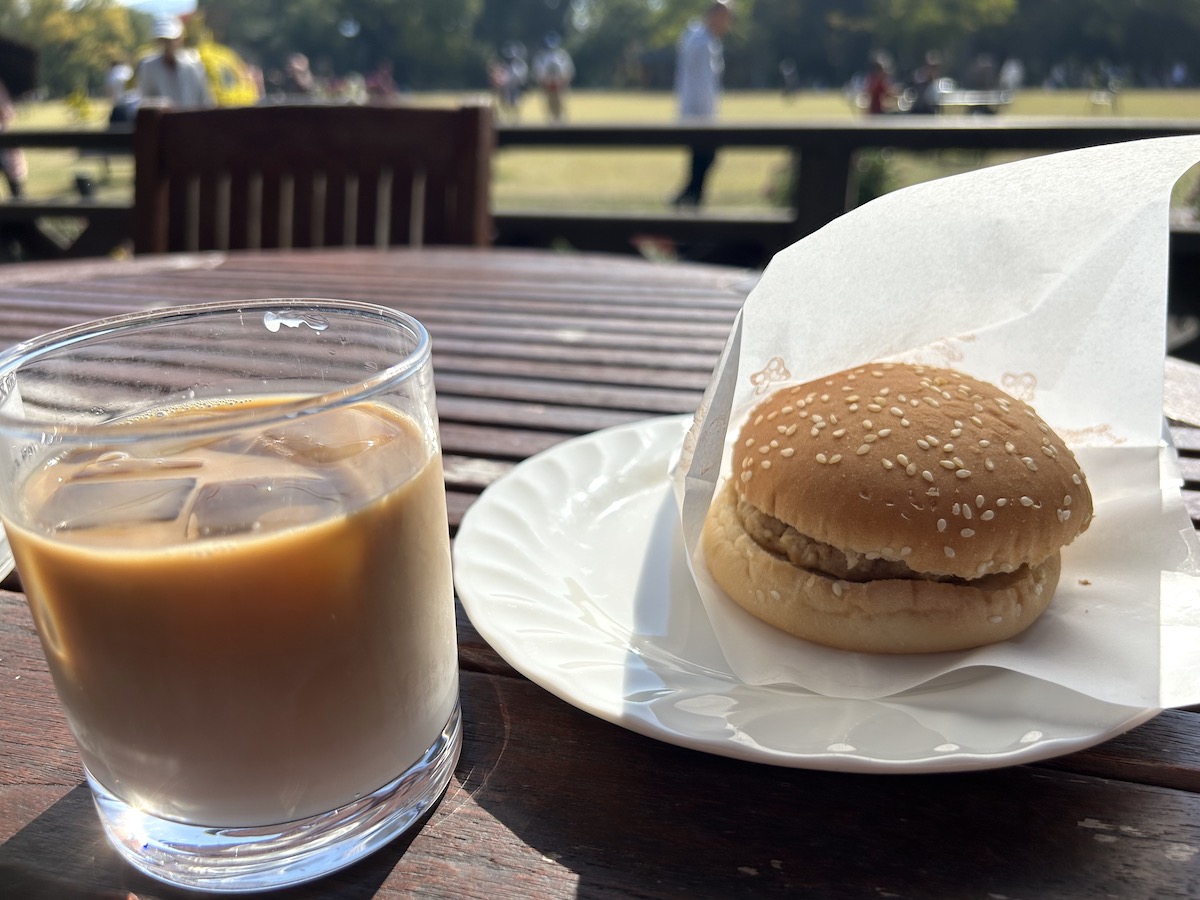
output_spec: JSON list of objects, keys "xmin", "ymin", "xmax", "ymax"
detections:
[{"xmin": 673, "ymin": 136, "xmax": 1200, "ymax": 710}]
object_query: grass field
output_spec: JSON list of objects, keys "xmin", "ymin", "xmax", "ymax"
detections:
[{"xmin": 8, "ymin": 88, "xmax": 1200, "ymax": 216}]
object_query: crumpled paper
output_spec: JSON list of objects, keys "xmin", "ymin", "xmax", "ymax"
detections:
[{"xmin": 673, "ymin": 136, "xmax": 1200, "ymax": 710}]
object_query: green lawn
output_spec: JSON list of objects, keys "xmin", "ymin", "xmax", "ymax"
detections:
[{"xmin": 8, "ymin": 88, "xmax": 1200, "ymax": 215}]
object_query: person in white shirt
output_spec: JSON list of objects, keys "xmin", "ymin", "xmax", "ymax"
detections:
[
  {"xmin": 135, "ymin": 16, "xmax": 214, "ymax": 109},
  {"xmin": 671, "ymin": 1, "xmax": 733, "ymax": 207},
  {"xmin": 533, "ymin": 33, "xmax": 575, "ymax": 123}
]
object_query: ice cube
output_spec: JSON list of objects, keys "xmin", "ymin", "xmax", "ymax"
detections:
[
  {"xmin": 37, "ymin": 477, "xmax": 197, "ymax": 531},
  {"xmin": 69, "ymin": 451, "xmax": 205, "ymax": 480},
  {"xmin": 186, "ymin": 476, "xmax": 345, "ymax": 539}
]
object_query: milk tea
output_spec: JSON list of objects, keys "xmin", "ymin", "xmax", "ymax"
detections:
[{"xmin": 6, "ymin": 399, "xmax": 458, "ymax": 827}]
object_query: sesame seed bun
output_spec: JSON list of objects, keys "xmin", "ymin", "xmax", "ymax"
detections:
[{"xmin": 700, "ymin": 362, "xmax": 1093, "ymax": 654}]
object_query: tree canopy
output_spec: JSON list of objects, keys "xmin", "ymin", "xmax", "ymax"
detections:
[{"xmin": 4, "ymin": 0, "xmax": 1200, "ymax": 101}]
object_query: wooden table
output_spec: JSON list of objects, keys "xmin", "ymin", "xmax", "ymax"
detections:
[{"xmin": 0, "ymin": 247, "xmax": 1196, "ymax": 899}]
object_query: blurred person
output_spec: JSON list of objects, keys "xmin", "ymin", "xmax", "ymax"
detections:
[
  {"xmin": 909, "ymin": 51, "xmax": 943, "ymax": 114},
  {"xmin": 999, "ymin": 58, "xmax": 1025, "ymax": 92},
  {"xmin": 282, "ymin": 53, "xmax": 316, "ymax": 98},
  {"xmin": 865, "ymin": 55, "xmax": 897, "ymax": 114},
  {"xmin": 0, "ymin": 79, "xmax": 27, "ymax": 198},
  {"xmin": 671, "ymin": 0, "xmax": 734, "ymax": 208},
  {"xmin": 533, "ymin": 32, "xmax": 574, "ymax": 122},
  {"xmin": 106, "ymin": 58, "xmax": 138, "ymax": 124},
  {"xmin": 136, "ymin": 15, "xmax": 214, "ymax": 108},
  {"xmin": 365, "ymin": 61, "xmax": 398, "ymax": 99}
]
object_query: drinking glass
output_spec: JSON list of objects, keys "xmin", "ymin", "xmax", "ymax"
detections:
[{"xmin": 0, "ymin": 299, "xmax": 461, "ymax": 892}]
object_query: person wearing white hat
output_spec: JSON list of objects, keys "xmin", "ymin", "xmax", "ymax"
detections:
[{"xmin": 135, "ymin": 15, "xmax": 214, "ymax": 108}]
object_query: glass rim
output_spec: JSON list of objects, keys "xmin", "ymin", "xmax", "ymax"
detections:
[{"xmin": 0, "ymin": 298, "xmax": 432, "ymax": 442}]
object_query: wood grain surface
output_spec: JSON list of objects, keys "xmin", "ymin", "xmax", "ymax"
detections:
[{"xmin": 0, "ymin": 248, "xmax": 1196, "ymax": 899}]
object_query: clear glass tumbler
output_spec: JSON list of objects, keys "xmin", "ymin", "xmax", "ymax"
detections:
[{"xmin": 0, "ymin": 299, "xmax": 461, "ymax": 892}]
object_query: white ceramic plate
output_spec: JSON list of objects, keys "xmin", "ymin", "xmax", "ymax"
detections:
[{"xmin": 453, "ymin": 415, "xmax": 1159, "ymax": 773}]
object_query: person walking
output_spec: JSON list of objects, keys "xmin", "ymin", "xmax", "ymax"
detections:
[
  {"xmin": 671, "ymin": 0, "xmax": 733, "ymax": 208},
  {"xmin": 135, "ymin": 16, "xmax": 214, "ymax": 109},
  {"xmin": 533, "ymin": 32, "xmax": 575, "ymax": 123}
]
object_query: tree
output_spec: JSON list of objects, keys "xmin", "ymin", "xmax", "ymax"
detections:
[{"xmin": 8, "ymin": 0, "xmax": 143, "ymax": 98}]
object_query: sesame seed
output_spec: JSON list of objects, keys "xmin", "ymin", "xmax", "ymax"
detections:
[
  {"xmin": 897, "ymin": 453, "xmax": 910, "ymax": 466},
  {"xmin": 862, "ymin": 419, "xmax": 873, "ymax": 429},
  {"xmin": 1041, "ymin": 445, "xmax": 1056, "ymax": 457},
  {"xmin": 832, "ymin": 428, "xmax": 847, "ymax": 438},
  {"xmin": 890, "ymin": 406, "xmax": 904, "ymax": 417},
  {"xmin": 832, "ymin": 581, "xmax": 844, "ymax": 597},
  {"xmin": 1072, "ymin": 473, "xmax": 1082, "ymax": 485},
  {"xmin": 829, "ymin": 454, "xmax": 843, "ymax": 464},
  {"xmin": 1005, "ymin": 441, "xmax": 1016, "ymax": 453},
  {"xmin": 901, "ymin": 418, "xmax": 911, "ymax": 427},
  {"xmin": 753, "ymin": 415, "xmax": 764, "ymax": 426},
  {"xmin": 770, "ymin": 440, "xmax": 779, "ymax": 448},
  {"xmin": 759, "ymin": 445, "xmax": 770, "ymax": 454},
  {"xmin": 910, "ymin": 399, "xmax": 920, "ymax": 408},
  {"xmin": 926, "ymin": 487, "xmax": 939, "ymax": 497},
  {"xmin": 1058, "ymin": 509, "xmax": 1071, "ymax": 522},
  {"xmin": 906, "ymin": 463, "xmax": 918, "ymax": 476},
  {"xmin": 868, "ymin": 403, "xmax": 883, "ymax": 412},
  {"xmin": 846, "ymin": 394, "xmax": 860, "ymax": 403},
  {"xmin": 740, "ymin": 471, "xmax": 753, "ymax": 482},
  {"xmin": 925, "ymin": 434, "xmax": 939, "ymax": 445},
  {"xmin": 761, "ymin": 460, "xmax": 771, "ymax": 469},
  {"xmin": 777, "ymin": 425, "xmax": 788, "ymax": 434},
  {"xmin": 939, "ymin": 459, "xmax": 957, "ymax": 470},
  {"xmin": 878, "ymin": 428, "xmax": 892, "ymax": 438},
  {"xmin": 917, "ymin": 439, "xmax": 931, "ymax": 450},
  {"xmin": 984, "ymin": 459, "xmax": 995, "ymax": 471},
  {"xmin": 820, "ymin": 394, "xmax": 830, "ymax": 402},
  {"xmin": 971, "ymin": 416, "xmax": 984, "ymax": 427},
  {"xmin": 962, "ymin": 506, "xmax": 973, "ymax": 520},
  {"xmin": 981, "ymin": 510, "xmax": 995, "ymax": 521},
  {"xmin": 770, "ymin": 590, "xmax": 781, "ymax": 601},
  {"xmin": 955, "ymin": 469, "xmax": 971, "ymax": 479},
  {"xmin": 953, "ymin": 503, "xmax": 961, "ymax": 515},
  {"xmin": 975, "ymin": 495, "xmax": 985, "ymax": 507},
  {"xmin": 786, "ymin": 424, "xmax": 798, "ymax": 436},
  {"xmin": 996, "ymin": 498, "xmax": 1008, "ymax": 507},
  {"xmin": 882, "ymin": 459, "xmax": 894, "ymax": 469},
  {"xmin": 767, "ymin": 411, "xmax": 778, "ymax": 421},
  {"xmin": 1019, "ymin": 496, "xmax": 1034, "ymax": 507},
  {"xmin": 816, "ymin": 453, "xmax": 828, "ymax": 464},
  {"xmin": 900, "ymin": 546, "xmax": 912, "ymax": 556},
  {"xmin": 781, "ymin": 448, "xmax": 795, "ymax": 458},
  {"xmin": 857, "ymin": 444, "xmax": 871, "ymax": 456},
  {"xmin": 942, "ymin": 443, "xmax": 955, "ymax": 452},
  {"xmin": 979, "ymin": 439, "xmax": 991, "ymax": 448},
  {"xmin": 744, "ymin": 438, "xmax": 755, "ymax": 447},
  {"xmin": 1063, "ymin": 494, "xmax": 1072, "ymax": 505},
  {"xmin": 988, "ymin": 615, "xmax": 1003, "ymax": 624},
  {"xmin": 944, "ymin": 546, "xmax": 956, "ymax": 558},
  {"xmin": 922, "ymin": 470, "xmax": 935, "ymax": 482},
  {"xmin": 864, "ymin": 434, "xmax": 878, "ymax": 443},
  {"xmin": 810, "ymin": 427, "xmax": 820, "ymax": 437},
  {"xmin": 849, "ymin": 404, "xmax": 859, "ymax": 412},
  {"xmin": 781, "ymin": 405, "xmax": 794, "ymax": 414},
  {"xmin": 961, "ymin": 528, "xmax": 975, "ymax": 538},
  {"xmin": 1025, "ymin": 459, "xmax": 1038, "ymax": 471},
  {"xmin": 937, "ymin": 519, "xmax": 947, "ymax": 532}
]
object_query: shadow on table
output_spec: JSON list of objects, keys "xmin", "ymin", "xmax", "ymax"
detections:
[{"xmin": 0, "ymin": 781, "xmax": 436, "ymax": 899}]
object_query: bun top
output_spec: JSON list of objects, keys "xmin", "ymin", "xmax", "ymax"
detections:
[{"xmin": 733, "ymin": 362, "xmax": 1093, "ymax": 579}]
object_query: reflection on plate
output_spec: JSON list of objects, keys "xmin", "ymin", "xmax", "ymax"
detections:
[{"xmin": 453, "ymin": 416, "xmax": 1158, "ymax": 773}]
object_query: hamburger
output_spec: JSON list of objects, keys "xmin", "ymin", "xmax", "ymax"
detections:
[{"xmin": 700, "ymin": 362, "xmax": 1093, "ymax": 654}]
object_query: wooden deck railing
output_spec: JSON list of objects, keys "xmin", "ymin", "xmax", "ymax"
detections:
[{"xmin": 4, "ymin": 116, "xmax": 1200, "ymax": 265}]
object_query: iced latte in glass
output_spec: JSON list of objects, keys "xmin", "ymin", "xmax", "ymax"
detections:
[{"xmin": 0, "ymin": 301, "xmax": 460, "ymax": 892}]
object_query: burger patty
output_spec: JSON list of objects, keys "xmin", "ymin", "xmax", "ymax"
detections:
[{"xmin": 735, "ymin": 496, "xmax": 957, "ymax": 584}]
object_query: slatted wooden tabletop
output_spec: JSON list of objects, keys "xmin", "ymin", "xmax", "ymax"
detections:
[{"xmin": 0, "ymin": 247, "xmax": 1196, "ymax": 899}]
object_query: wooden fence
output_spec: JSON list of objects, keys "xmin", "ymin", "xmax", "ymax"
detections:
[{"xmin": 4, "ymin": 116, "xmax": 1200, "ymax": 268}]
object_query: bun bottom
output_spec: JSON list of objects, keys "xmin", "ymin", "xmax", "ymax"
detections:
[{"xmin": 701, "ymin": 482, "xmax": 1060, "ymax": 654}]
